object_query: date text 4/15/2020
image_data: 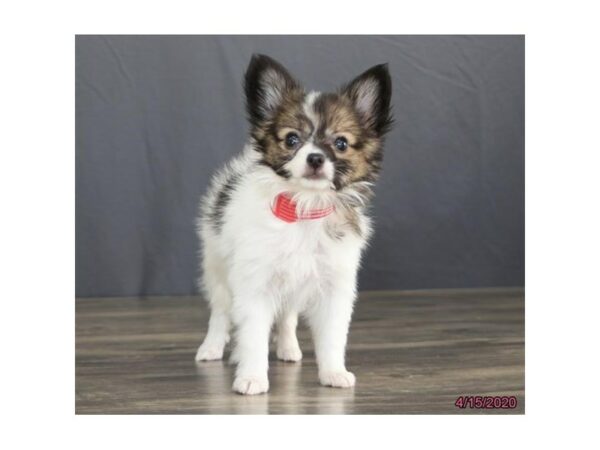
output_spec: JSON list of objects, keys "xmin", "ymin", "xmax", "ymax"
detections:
[{"xmin": 455, "ymin": 396, "xmax": 518, "ymax": 409}]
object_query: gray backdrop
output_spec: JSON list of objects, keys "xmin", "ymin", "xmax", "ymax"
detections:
[{"xmin": 76, "ymin": 35, "xmax": 524, "ymax": 298}]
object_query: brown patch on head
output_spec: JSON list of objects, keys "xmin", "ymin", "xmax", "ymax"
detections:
[
  {"xmin": 251, "ymin": 88, "xmax": 311, "ymax": 178},
  {"xmin": 243, "ymin": 54, "xmax": 311, "ymax": 177},
  {"xmin": 312, "ymin": 93, "xmax": 385, "ymax": 190}
]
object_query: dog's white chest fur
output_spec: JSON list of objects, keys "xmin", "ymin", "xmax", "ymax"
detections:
[{"xmin": 215, "ymin": 169, "xmax": 367, "ymax": 311}]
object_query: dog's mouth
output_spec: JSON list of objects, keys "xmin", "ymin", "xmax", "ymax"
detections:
[
  {"xmin": 303, "ymin": 173, "xmax": 327, "ymax": 180},
  {"xmin": 302, "ymin": 167, "xmax": 329, "ymax": 181},
  {"xmin": 296, "ymin": 170, "xmax": 332, "ymax": 190}
]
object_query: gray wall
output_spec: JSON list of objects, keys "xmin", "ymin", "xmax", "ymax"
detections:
[{"xmin": 76, "ymin": 35, "xmax": 524, "ymax": 297}]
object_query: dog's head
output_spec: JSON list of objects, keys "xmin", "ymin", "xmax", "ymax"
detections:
[{"xmin": 245, "ymin": 54, "xmax": 392, "ymax": 193}]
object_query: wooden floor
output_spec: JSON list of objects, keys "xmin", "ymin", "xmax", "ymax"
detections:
[{"xmin": 76, "ymin": 288, "xmax": 524, "ymax": 414}]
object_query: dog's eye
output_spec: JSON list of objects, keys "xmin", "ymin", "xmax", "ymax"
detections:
[
  {"xmin": 285, "ymin": 132, "xmax": 301, "ymax": 149},
  {"xmin": 334, "ymin": 136, "xmax": 348, "ymax": 152}
]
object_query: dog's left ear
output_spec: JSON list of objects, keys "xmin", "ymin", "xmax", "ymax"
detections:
[
  {"xmin": 244, "ymin": 54, "xmax": 300, "ymax": 126},
  {"xmin": 342, "ymin": 64, "xmax": 393, "ymax": 136}
]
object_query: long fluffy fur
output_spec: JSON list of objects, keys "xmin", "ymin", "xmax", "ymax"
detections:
[{"xmin": 195, "ymin": 54, "xmax": 392, "ymax": 395}]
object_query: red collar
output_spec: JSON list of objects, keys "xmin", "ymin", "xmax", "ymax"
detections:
[{"xmin": 271, "ymin": 193, "xmax": 334, "ymax": 223}]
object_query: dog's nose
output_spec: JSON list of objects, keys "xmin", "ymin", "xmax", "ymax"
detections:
[{"xmin": 307, "ymin": 153, "xmax": 325, "ymax": 170}]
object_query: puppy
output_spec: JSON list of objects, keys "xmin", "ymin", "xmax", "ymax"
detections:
[{"xmin": 195, "ymin": 54, "xmax": 392, "ymax": 395}]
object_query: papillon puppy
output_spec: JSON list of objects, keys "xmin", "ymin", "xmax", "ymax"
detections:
[{"xmin": 195, "ymin": 54, "xmax": 392, "ymax": 395}]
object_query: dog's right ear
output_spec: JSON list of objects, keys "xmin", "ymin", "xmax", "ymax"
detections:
[{"xmin": 244, "ymin": 54, "xmax": 299, "ymax": 126}]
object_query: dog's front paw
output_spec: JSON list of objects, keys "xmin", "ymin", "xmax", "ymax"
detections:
[
  {"xmin": 195, "ymin": 343, "xmax": 224, "ymax": 361},
  {"xmin": 232, "ymin": 375, "xmax": 270, "ymax": 395},
  {"xmin": 319, "ymin": 370, "xmax": 356, "ymax": 388},
  {"xmin": 276, "ymin": 344, "xmax": 303, "ymax": 362}
]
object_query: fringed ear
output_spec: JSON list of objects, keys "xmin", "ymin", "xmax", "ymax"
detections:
[
  {"xmin": 342, "ymin": 64, "xmax": 393, "ymax": 136},
  {"xmin": 244, "ymin": 54, "xmax": 300, "ymax": 126}
]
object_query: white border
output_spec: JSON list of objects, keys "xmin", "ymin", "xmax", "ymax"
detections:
[{"xmin": 2, "ymin": 0, "xmax": 600, "ymax": 449}]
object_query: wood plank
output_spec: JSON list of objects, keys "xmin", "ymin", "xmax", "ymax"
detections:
[{"xmin": 76, "ymin": 288, "xmax": 524, "ymax": 414}]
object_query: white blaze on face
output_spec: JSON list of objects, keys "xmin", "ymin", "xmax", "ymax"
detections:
[
  {"xmin": 282, "ymin": 91, "xmax": 334, "ymax": 190},
  {"xmin": 303, "ymin": 90, "xmax": 320, "ymax": 124}
]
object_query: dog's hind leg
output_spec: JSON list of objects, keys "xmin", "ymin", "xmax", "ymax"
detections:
[
  {"xmin": 195, "ymin": 287, "xmax": 231, "ymax": 361},
  {"xmin": 276, "ymin": 310, "xmax": 303, "ymax": 362},
  {"xmin": 195, "ymin": 248, "xmax": 232, "ymax": 361}
]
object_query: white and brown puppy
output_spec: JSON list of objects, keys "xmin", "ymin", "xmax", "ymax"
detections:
[{"xmin": 195, "ymin": 54, "xmax": 392, "ymax": 395}]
